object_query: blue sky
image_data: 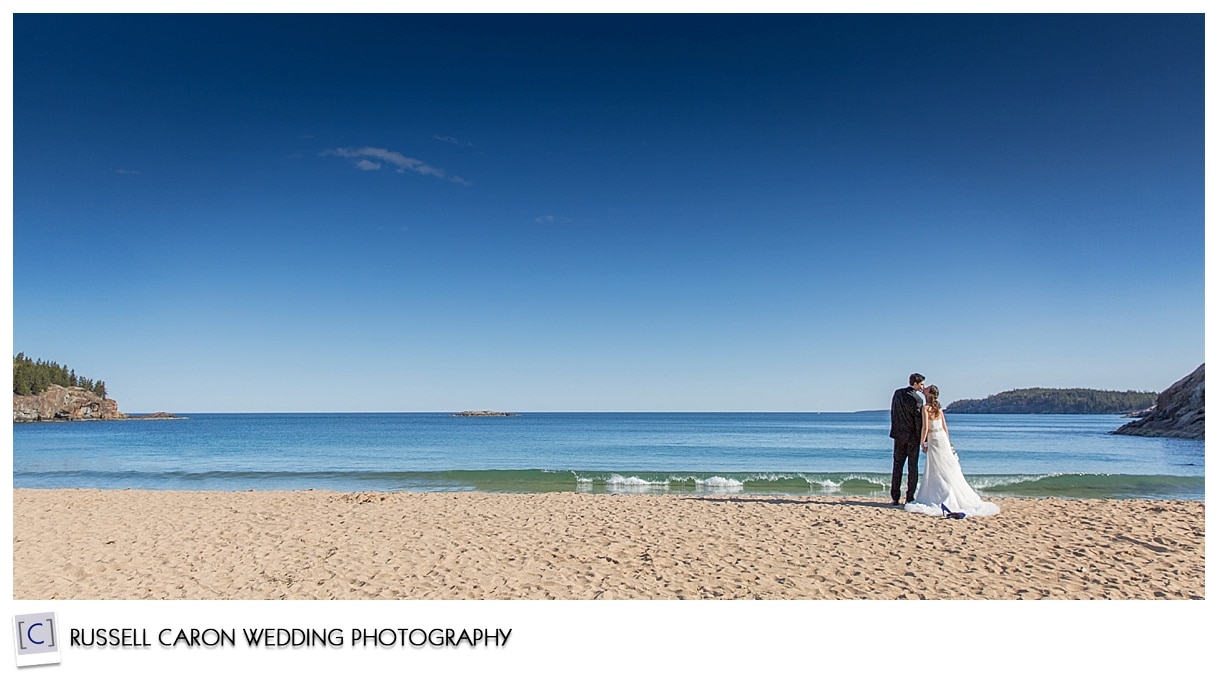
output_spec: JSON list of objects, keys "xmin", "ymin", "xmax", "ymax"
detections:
[{"xmin": 12, "ymin": 14, "xmax": 1205, "ymax": 412}]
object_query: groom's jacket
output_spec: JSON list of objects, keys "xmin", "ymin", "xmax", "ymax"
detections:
[{"xmin": 889, "ymin": 386, "xmax": 924, "ymax": 444}]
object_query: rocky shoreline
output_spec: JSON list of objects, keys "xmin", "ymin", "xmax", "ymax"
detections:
[
  {"xmin": 1113, "ymin": 364, "xmax": 1204, "ymax": 439},
  {"xmin": 12, "ymin": 384, "xmax": 181, "ymax": 422}
]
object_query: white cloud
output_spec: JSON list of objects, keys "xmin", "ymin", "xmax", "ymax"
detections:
[
  {"xmin": 323, "ymin": 146, "xmax": 470, "ymax": 185},
  {"xmin": 115, "ymin": 169, "xmax": 140, "ymax": 175}
]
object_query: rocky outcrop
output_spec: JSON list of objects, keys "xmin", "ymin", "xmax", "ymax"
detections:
[
  {"xmin": 136, "ymin": 412, "xmax": 181, "ymax": 420},
  {"xmin": 1113, "ymin": 365, "xmax": 1204, "ymax": 439},
  {"xmin": 13, "ymin": 384, "xmax": 126, "ymax": 422},
  {"xmin": 453, "ymin": 410, "xmax": 517, "ymax": 417}
]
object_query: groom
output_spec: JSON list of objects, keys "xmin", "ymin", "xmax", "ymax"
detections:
[{"xmin": 889, "ymin": 372, "xmax": 926, "ymax": 505}]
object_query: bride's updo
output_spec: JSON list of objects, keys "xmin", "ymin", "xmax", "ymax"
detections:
[{"xmin": 925, "ymin": 385, "xmax": 942, "ymax": 418}]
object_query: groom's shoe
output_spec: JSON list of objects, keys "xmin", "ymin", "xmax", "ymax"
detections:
[{"xmin": 890, "ymin": 498, "xmax": 901, "ymax": 506}]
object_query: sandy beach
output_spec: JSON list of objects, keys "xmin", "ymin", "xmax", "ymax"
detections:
[{"xmin": 13, "ymin": 489, "xmax": 1203, "ymax": 600}]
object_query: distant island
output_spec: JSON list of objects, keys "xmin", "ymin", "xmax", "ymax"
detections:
[
  {"xmin": 453, "ymin": 410, "xmax": 518, "ymax": 417},
  {"xmin": 945, "ymin": 388, "xmax": 1157, "ymax": 415}
]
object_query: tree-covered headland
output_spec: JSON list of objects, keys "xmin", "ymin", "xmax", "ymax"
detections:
[
  {"xmin": 944, "ymin": 388, "xmax": 1156, "ymax": 414},
  {"xmin": 12, "ymin": 353, "xmax": 108, "ymax": 398}
]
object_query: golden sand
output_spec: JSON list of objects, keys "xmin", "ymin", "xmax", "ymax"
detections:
[{"xmin": 13, "ymin": 489, "xmax": 1203, "ymax": 600}]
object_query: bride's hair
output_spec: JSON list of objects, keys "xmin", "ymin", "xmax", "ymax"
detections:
[{"xmin": 925, "ymin": 384, "xmax": 942, "ymax": 418}]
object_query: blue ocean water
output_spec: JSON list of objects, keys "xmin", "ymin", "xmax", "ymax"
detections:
[{"xmin": 12, "ymin": 412, "xmax": 1205, "ymax": 499}]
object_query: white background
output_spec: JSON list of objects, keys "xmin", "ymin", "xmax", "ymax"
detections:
[
  {"xmin": 3, "ymin": 3, "xmax": 1214, "ymax": 673},
  {"xmin": 2, "ymin": 600, "xmax": 1213, "ymax": 672}
]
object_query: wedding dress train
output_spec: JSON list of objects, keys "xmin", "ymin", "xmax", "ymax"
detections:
[{"xmin": 905, "ymin": 416, "xmax": 999, "ymax": 517}]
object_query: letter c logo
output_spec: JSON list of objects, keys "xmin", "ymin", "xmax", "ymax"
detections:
[{"xmin": 26, "ymin": 622, "xmax": 45, "ymax": 645}]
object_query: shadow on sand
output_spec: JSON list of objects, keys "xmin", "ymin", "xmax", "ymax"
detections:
[{"xmin": 684, "ymin": 495, "xmax": 902, "ymax": 510}]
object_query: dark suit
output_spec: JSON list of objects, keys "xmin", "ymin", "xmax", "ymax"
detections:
[{"xmin": 889, "ymin": 386, "xmax": 924, "ymax": 502}]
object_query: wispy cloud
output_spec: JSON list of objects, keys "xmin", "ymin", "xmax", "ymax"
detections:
[
  {"xmin": 115, "ymin": 169, "xmax": 140, "ymax": 175},
  {"xmin": 434, "ymin": 134, "xmax": 475, "ymax": 149},
  {"xmin": 323, "ymin": 146, "xmax": 471, "ymax": 185},
  {"xmin": 535, "ymin": 215, "xmax": 573, "ymax": 225}
]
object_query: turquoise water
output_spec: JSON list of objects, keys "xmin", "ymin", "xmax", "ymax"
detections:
[{"xmin": 12, "ymin": 412, "xmax": 1205, "ymax": 499}]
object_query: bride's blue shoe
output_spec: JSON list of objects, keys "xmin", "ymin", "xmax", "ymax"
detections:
[{"xmin": 941, "ymin": 504, "xmax": 966, "ymax": 519}]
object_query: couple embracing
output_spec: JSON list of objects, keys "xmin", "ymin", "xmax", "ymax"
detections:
[{"xmin": 889, "ymin": 373, "xmax": 999, "ymax": 517}]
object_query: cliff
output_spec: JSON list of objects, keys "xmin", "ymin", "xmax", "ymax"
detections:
[
  {"xmin": 1113, "ymin": 365, "xmax": 1204, "ymax": 439},
  {"xmin": 13, "ymin": 384, "xmax": 126, "ymax": 422}
]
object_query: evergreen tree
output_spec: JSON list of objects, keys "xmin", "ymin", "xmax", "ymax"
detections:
[
  {"xmin": 945, "ymin": 388, "xmax": 1156, "ymax": 414},
  {"xmin": 12, "ymin": 354, "xmax": 109, "ymax": 399}
]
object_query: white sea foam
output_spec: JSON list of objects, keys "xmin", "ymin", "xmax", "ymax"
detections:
[
  {"xmin": 605, "ymin": 474, "xmax": 665, "ymax": 486},
  {"xmin": 693, "ymin": 476, "xmax": 744, "ymax": 492},
  {"xmin": 800, "ymin": 473, "xmax": 888, "ymax": 492},
  {"xmin": 968, "ymin": 474, "xmax": 1057, "ymax": 489},
  {"xmin": 807, "ymin": 478, "xmax": 843, "ymax": 492},
  {"xmin": 603, "ymin": 474, "xmax": 670, "ymax": 493}
]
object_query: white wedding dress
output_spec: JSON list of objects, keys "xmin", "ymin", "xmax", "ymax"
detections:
[{"xmin": 905, "ymin": 415, "xmax": 999, "ymax": 517}]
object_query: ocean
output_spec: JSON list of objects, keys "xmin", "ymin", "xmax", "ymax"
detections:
[{"xmin": 12, "ymin": 412, "xmax": 1205, "ymax": 499}]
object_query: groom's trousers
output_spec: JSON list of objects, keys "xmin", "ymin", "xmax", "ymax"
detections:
[{"xmin": 891, "ymin": 439, "xmax": 920, "ymax": 502}]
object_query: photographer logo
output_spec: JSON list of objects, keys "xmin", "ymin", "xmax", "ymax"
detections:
[{"xmin": 13, "ymin": 612, "xmax": 61, "ymax": 667}]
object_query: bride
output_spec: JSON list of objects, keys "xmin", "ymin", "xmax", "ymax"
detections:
[{"xmin": 905, "ymin": 385, "xmax": 999, "ymax": 517}]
